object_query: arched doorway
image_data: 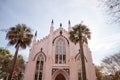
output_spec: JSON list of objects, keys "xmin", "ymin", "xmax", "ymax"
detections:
[
  {"xmin": 52, "ymin": 69, "xmax": 69, "ymax": 80},
  {"xmin": 55, "ymin": 74, "xmax": 65, "ymax": 80}
]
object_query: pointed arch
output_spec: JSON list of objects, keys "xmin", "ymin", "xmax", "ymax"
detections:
[
  {"xmin": 55, "ymin": 73, "xmax": 65, "ymax": 80},
  {"xmin": 33, "ymin": 49, "xmax": 46, "ymax": 61},
  {"xmin": 55, "ymin": 38, "xmax": 66, "ymax": 64},
  {"xmin": 75, "ymin": 53, "xmax": 82, "ymax": 80},
  {"xmin": 52, "ymin": 35, "xmax": 69, "ymax": 45},
  {"xmin": 75, "ymin": 53, "xmax": 80, "ymax": 61},
  {"xmin": 34, "ymin": 54, "xmax": 45, "ymax": 80},
  {"xmin": 52, "ymin": 69, "xmax": 69, "ymax": 80}
]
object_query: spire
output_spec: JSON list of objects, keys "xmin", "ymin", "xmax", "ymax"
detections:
[
  {"xmin": 60, "ymin": 23, "xmax": 62, "ymax": 27},
  {"xmin": 68, "ymin": 20, "xmax": 72, "ymax": 31},
  {"xmin": 35, "ymin": 31, "xmax": 37, "ymax": 37},
  {"xmin": 33, "ymin": 31, "xmax": 37, "ymax": 43},
  {"xmin": 51, "ymin": 19, "xmax": 54, "ymax": 24},
  {"xmin": 68, "ymin": 20, "xmax": 71, "ymax": 25},
  {"xmin": 50, "ymin": 19, "xmax": 54, "ymax": 33}
]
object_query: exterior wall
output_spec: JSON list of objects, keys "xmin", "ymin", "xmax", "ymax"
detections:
[
  {"xmin": 24, "ymin": 26, "xmax": 96, "ymax": 80},
  {"xmin": 83, "ymin": 44, "xmax": 97, "ymax": 80}
]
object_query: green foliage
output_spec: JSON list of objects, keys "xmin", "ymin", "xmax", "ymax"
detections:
[
  {"xmin": 69, "ymin": 24, "xmax": 91, "ymax": 44},
  {"xmin": 14, "ymin": 55, "xmax": 25, "ymax": 80},
  {"xmin": 95, "ymin": 66, "xmax": 104, "ymax": 80},
  {"xmin": 0, "ymin": 48, "xmax": 25, "ymax": 80},
  {"xmin": 6, "ymin": 24, "xmax": 33, "ymax": 49},
  {"xmin": 6, "ymin": 24, "xmax": 33, "ymax": 80},
  {"xmin": 0, "ymin": 48, "xmax": 12, "ymax": 79},
  {"xmin": 69, "ymin": 23, "xmax": 91, "ymax": 80},
  {"xmin": 101, "ymin": 52, "xmax": 120, "ymax": 80}
]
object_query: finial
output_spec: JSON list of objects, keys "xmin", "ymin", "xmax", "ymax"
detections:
[
  {"xmin": 68, "ymin": 20, "xmax": 71, "ymax": 24},
  {"xmin": 60, "ymin": 30, "xmax": 62, "ymax": 35},
  {"xmin": 60, "ymin": 23, "xmax": 62, "ymax": 27},
  {"xmin": 41, "ymin": 48, "xmax": 43, "ymax": 52},
  {"xmin": 35, "ymin": 31, "xmax": 37, "ymax": 36},
  {"xmin": 68, "ymin": 20, "xmax": 72, "ymax": 31},
  {"xmin": 51, "ymin": 19, "xmax": 54, "ymax": 24},
  {"xmin": 50, "ymin": 20, "xmax": 54, "ymax": 33}
]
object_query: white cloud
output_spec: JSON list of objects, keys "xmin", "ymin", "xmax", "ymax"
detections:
[
  {"xmin": 0, "ymin": 0, "xmax": 120, "ymax": 65},
  {"xmin": 90, "ymin": 33, "xmax": 120, "ymax": 52},
  {"xmin": 89, "ymin": 33, "xmax": 120, "ymax": 65}
]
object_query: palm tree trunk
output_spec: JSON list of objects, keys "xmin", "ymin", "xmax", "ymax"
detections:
[
  {"xmin": 8, "ymin": 44, "xmax": 20, "ymax": 80},
  {"xmin": 79, "ymin": 40, "xmax": 87, "ymax": 80}
]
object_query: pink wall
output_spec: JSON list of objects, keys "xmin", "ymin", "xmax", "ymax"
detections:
[{"xmin": 24, "ymin": 26, "xmax": 96, "ymax": 80}]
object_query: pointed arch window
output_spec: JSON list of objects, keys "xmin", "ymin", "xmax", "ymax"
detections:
[
  {"xmin": 34, "ymin": 55, "xmax": 44, "ymax": 80},
  {"xmin": 76, "ymin": 54, "xmax": 82, "ymax": 80},
  {"xmin": 55, "ymin": 38, "xmax": 66, "ymax": 64}
]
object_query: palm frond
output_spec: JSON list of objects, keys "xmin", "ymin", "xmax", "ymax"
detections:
[
  {"xmin": 6, "ymin": 24, "xmax": 33, "ymax": 49},
  {"xmin": 69, "ymin": 23, "xmax": 91, "ymax": 44}
]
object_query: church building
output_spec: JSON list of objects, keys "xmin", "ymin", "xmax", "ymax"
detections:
[{"xmin": 24, "ymin": 20, "xmax": 96, "ymax": 80}]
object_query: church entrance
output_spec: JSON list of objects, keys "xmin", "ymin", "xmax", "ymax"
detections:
[
  {"xmin": 52, "ymin": 69, "xmax": 69, "ymax": 80},
  {"xmin": 55, "ymin": 74, "xmax": 66, "ymax": 80}
]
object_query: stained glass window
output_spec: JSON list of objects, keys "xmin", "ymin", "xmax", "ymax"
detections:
[
  {"xmin": 55, "ymin": 38, "xmax": 66, "ymax": 64},
  {"xmin": 34, "ymin": 55, "xmax": 44, "ymax": 80}
]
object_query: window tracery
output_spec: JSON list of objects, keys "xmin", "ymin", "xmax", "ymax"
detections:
[
  {"xmin": 34, "ymin": 55, "xmax": 44, "ymax": 80},
  {"xmin": 55, "ymin": 38, "xmax": 66, "ymax": 64}
]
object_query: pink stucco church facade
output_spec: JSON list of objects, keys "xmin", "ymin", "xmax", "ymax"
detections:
[{"xmin": 24, "ymin": 21, "xmax": 96, "ymax": 80}]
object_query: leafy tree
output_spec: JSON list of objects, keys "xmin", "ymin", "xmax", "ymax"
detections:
[
  {"xmin": 101, "ymin": 52, "xmax": 120, "ymax": 80},
  {"xmin": 114, "ymin": 70, "xmax": 120, "ymax": 80},
  {"xmin": 16, "ymin": 55, "xmax": 25, "ymax": 80},
  {"xmin": 95, "ymin": 66, "xmax": 104, "ymax": 80},
  {"xmin": 100, "ymin": 0, "xmax": 120, "ymax": 23},
  {"xmin": 0, "ymin": 48, "xmax": 25, "ymax": 80},
  {"xmin": 11, "ymin": 55, "xmax": 25, "ymax": 80},
  {"xmin": 0, "ymin": 48, "xmax": 12, "ymax": 80},
  {"xmin": 6, "ymin": 24, "xmax": 33, "ymax": 80},
  {"xmin": 16, "ymin": 55, "xmax": 25, "ymax": 72},
  {"xmin": 69, "ymin": 22, "xmax": 91, "ymax": 80}
]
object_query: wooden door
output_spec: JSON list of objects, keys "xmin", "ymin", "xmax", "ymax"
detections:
[{"xmin": 55, "ymin": 74, "xmax": 65, "ymax": 80}]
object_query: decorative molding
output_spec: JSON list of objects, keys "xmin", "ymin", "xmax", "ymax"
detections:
[
  {"xmin": 52, "ymin": 35, "xmax": 69, "ymax": 45},
  {"xmin": 33, "ymin": 48, "xmax": 46, "ymax": 61},
  {"xmin": 52, "ymin": 68, "xmax": 70, "ymax": 75}
]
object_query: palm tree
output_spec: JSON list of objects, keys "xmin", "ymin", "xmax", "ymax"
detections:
[
  {"xmin": 69, "ymin": 22, "xmax": 91, "ymax": 80},
  {"xmin": 6, "ymin": 24, "xmax": 33, "ymax": 80}
]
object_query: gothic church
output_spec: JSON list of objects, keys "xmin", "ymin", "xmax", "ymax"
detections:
[{"xmin": 24, "ymin": 21, "xmax": 96, "ymax": 80}]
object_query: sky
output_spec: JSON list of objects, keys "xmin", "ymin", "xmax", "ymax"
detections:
[{"xmin": 0, "ymin": 0, "xmax": 120, "ymax": 65}]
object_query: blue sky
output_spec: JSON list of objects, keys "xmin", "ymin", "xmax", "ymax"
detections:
[{"xmin": 0, "ymin": 0, "xmax": 120, "ymax": 65}]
